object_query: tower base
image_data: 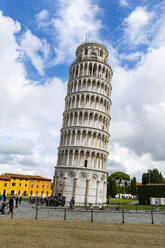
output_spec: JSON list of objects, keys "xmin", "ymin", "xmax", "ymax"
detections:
[{"xmin": 53, "ymin": 166, "xmax": 107, "ymax": 205}]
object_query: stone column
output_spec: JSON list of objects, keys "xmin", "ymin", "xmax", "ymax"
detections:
[
  {"xmin": 85, "ymin": 132, "xmax": 88, "ymax": 146},
  {"xmin": 70, "ymin": 132, "xmax": 72, "ymax": 145},
  {"xmin": 82, "ymin": 64, "xmax": 85, "ymax": 76},
  {"xmin": 102, "ymin": 181, "xmax": 107, "ymax": 203},
  {"xmin": 73, "ymin": 178, "xmax": 78, "ymax": 202},
  {"xmin": 66, "ymin": 152, "xmax": 70, "ymax": 166},
  {"xmin": 62, "ymin": 177, "xmax": 67, "ymax": 197},
  {"xmin": 72, "ymin": 151, "xmax": 75, "ymax": 166},
  {"xmin": 80, "ymin": 131, "xmax": 82, "ymax": 146},
  {"xmin": 68, "ymin": 114, "xmax": 70, "ymax": 126},
  {"xmin": 84, "ymin": 179, "xmax": 90, "ymax": 205},
  {"xmin": 92, "ymin": 63, "xmax": 94, "ymax": 76},
  {"xmin": 94, "ymin": 153, "xmax": 97, "ymax": 169},
  {"xmin": 77, "ymin": 151, "xmax": 80, "ymax": 166},
  {"xmin": 54, "ymin": 176, "xmax": 59, "ymax": 196},
  {"xmin": 86, "ymin": 63, "xmax": 89, "ymax": 76},
  {"xmin": 88, "ymin": 152, "xmax": 92, "ymax": 169},
  {"xmin": 100, "ymin": 135, "xmax": 102, "ymax": 149},
  {"xmin": 52, "ymin": 175, "xmax": 56, "ymax": 196},
  {"xmin": 96, "ymin": 180, "xmax": 100, "ymax": 204}
]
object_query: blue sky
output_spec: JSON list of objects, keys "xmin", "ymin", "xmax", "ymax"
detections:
[{"xmin": 0, "ymin": 0, "xmax": 165, "ymax": 180}]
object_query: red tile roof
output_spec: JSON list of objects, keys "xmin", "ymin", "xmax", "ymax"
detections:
[
  {"xmin": 1, "ymin": 173, "xmax": 51, "ymax": 181},
  {"xmin": 0, "ymin": 175, "xmax": 10, "ymax": 180}
]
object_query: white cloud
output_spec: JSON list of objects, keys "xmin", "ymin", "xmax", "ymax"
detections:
[
  {"xmin": 47, "ymin": 0, "xmax": 102, "ymax": 64},
  {"xmin": 0, "ymin": 11, "xmax": 66, "ymax": 178},
  {"xmin": 109, "ymin": 144, "xmax": 165, "ymax": 181},
  {"xmin": 110, "ymin": 45, "xmax": 165, "ymax": 179},
  {"xmin": 0, "ymin": 138, "xmax": 33, "ymax": 155},
  {"xmin": 120, "ymin": 0, "xmax": 128, "ymax": 7},
  {"xmin": 20, "ymin": 30, "xmax": 50, "ymax": 75},
  {"xmin": 124, "ymin": 7, "xmax": 154, "ymax": 45},
  {"xmin": 35, "ymin": 9, "xmax": 49, "ymax": 28},
  {"xmin": 119, "ymin": 51, "xmax": 141, "ymax": 61}
]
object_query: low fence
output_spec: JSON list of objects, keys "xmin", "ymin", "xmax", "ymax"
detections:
[
  {"xmin": 30, "ymin": 206, "xmax": 165, "ymax": 225},
  {"xmin": 2, "ymin": 203, "xmax": 165, "ymax": 225}
]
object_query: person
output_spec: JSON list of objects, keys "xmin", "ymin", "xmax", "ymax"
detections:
[
  {"xmin": 19, "ymin": 195, "xmax": 22, "ymax": 205},
  {"xmin": 0, "ymin": 202, "xmax": 6, "ymax": 215},
  {"xmin": 15, "ymin": 196, "xmax": 19, "ymax": 208},
  {"xmin": 8, "ymin": 196, "xmax": 14, "ymax": 215},
  {"xmin": 155, "ymin": 201, "xmax": 159, "ymax": 212},
  {"xmin": 3, "ymin": 195, "xmax": 6, "ymax": 203},
  {"xmin": 107, "ymin": 196, "xmax": 111, "ymax": 206},
  {"xmin": 116, "ymin": 205, "xmax": 120, "ymax": 211},
  {"xmin": 70, "ymin": 197, "xmax": 75, "ymax": 209}
]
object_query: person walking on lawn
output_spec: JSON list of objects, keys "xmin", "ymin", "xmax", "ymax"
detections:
[
  {"xmin": 15, "ymin": 196, "xmax": 19, "ymax": 208},
  {"xmin": 8, "ymin": 196, "xmax": 14, "ymax": 216}
]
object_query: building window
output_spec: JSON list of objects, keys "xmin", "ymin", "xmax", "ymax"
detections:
[
  {"xmin": 25, "ymin": 184, "xmax": 27, "ymax": 187},
  {"xmin": 12, "ymin": 183, "xmax": 16, "ymax": 186},
  {"xmin": 37, "ymin": 185, "xmax": 39, "ymax": 188},
  {"xmin": 4, "ymin": 183, "xmax": 7, "ymax": 187},
  {"xmin": 18, "ymin": 190, "xmax": 21, "ymax": 196},
  {"xmin": 37, "ymin": 180, "xmax": 40, "ymax": 182},
  {"xmin": 30, "ymin": 191, "xmax": 33, "ymax": 196},
  {"xmin": 84, "ymin": 160, "xmax": 88, "ymax": 168},
  {"xmin": 91, "ymin": 52, "xmax": 97, "ymax": 59},
  {"xmin": 19, "ymin": 183, "xmax": 21, "ymax": 186},
  {"xmin": 36, "ymin": 191, "xmax": 38, "ymax": 196},
  {"xmin": 47, "ymin": 186, "xmax": 49, "ymax": 189},
  {"xmin": 100, "ymin": 50, "xmax": 103, "ymax": 57},
  {"xmin": 42, "ymin": 185, "xmax": 44, "ymax": 188},
  {"xmin": 31, "ymin": 184, "xmax": 33, "ymax": 188}
]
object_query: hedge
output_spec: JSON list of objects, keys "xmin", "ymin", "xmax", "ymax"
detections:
[{"xmin": 137, "ymin": 184, "xmax": 165, "ymax": 205}]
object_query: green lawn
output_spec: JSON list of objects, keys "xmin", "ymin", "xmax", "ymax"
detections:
[
  {"xmin": 0, "ymin": 219, "xmax": 164, "ymax": 248},
  {"xmin": 109, "ymin": 198, "xmax": 137, "ymax": 205},
  {"xmin": 107, "ymin": 205, "xmax": 165, "ymax": 210}
]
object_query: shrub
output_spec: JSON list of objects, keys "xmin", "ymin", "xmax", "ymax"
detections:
[{"xmin": 137, "ymin": 184, "xmax": 165, "ymax": 205}]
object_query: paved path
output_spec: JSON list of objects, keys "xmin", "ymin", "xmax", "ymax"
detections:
[{"xmin": 1, "ymin": 201, "xmax": 165, "ymax": 225}]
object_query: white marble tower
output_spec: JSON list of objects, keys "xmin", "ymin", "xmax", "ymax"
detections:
[{"xmin": 53, "ymin": 41, "xmax": 113, "ymax": 205}]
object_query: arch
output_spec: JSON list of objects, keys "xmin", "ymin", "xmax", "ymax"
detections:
[
  {"xmin": 90, "ymin": 52, "xmax": 97, "ymax": 59},
  {"xmin": 100, "ymin": 50, "xmax": 103, "ymax": 57}
]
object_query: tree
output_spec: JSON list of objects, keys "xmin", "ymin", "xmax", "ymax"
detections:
[
  {"xmin": 107, "ymin": 176, "xmax": 117, "ymax": 197},
  {"xmin": 142, "ymin": 169, "xmax": 163, "ymax": 184},
  {"xmin": 110, "ymin": 172, "xmax": 130, "ymax": 185},
  {"xmin": 142, "ymin": 173, "xmax": 148, "ymax": 184},
  {"xmin": 109, "ymin": 172, "xmax": 130, "ymax": 196},
  {"xmin": 130, "ymin": 177, "xmax": 137, "ymax": 195},
  {"xmin": 151, "ymin": 169, "xmax": 163, "ymax": 183}
]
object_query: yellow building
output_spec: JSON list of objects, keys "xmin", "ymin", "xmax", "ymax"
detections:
[
  {"xmin": 0, "ymin": 173, "xmax": 52, "ymax": 197},
  {"xmin": 0, "ymin": 175, "xmax": 10, "ymax": 196}
]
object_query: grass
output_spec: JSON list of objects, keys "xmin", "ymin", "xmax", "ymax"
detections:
[
  {"xmin": 107, "ymin": 205, "xmax": 165, "ymax": 210},
  {"xmin": 6, "ymin": 195, "xmax": 30, "ymax": 201},
  {"xmin": 0, "ymin": 219, "xmax": 164, "ymax": 248},
  {"xmin": 109, "ymin": 198, "xmax": 137, "ymax": 205}
]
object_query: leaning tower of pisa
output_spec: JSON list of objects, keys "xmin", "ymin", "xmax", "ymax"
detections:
[{"xmin": 53, "ymin": 41, "xmax": 113, "ymax": 205}]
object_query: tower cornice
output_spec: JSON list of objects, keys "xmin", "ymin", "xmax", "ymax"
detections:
[{"xmin": 65, "ymin": 90, "xmax": 111, "ymax": 103}]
